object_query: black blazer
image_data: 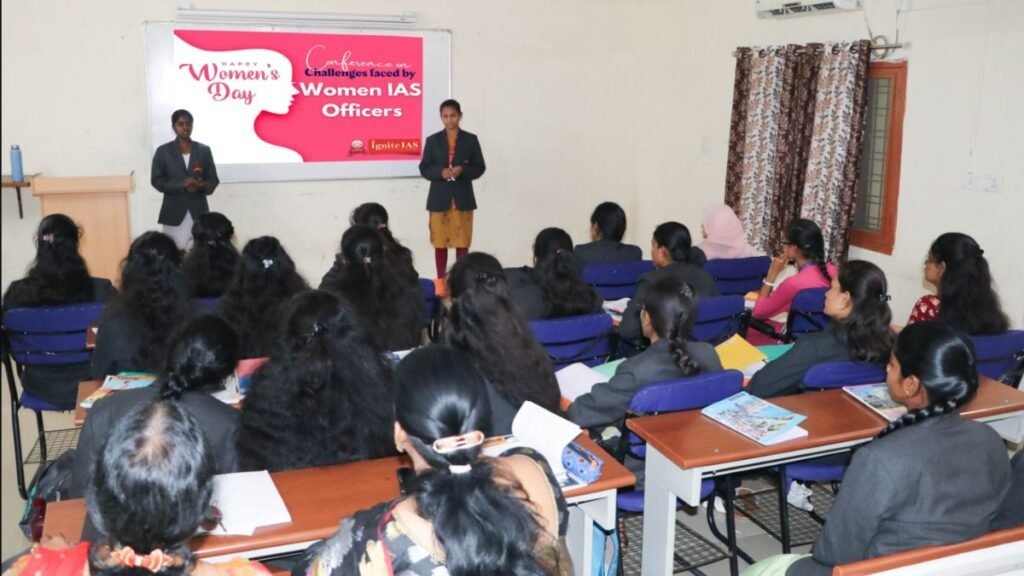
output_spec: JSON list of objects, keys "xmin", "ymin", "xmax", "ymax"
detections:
[
  {"xmin": 152, "ymin": 140, "xmax": 219, "ymax": 226},
  {"xmin": 575, "ymin": 240, "xmax": 643, "ymax": 266},
  {"xmin": 419, "ymin": 129, "xmax": 485, "ymax": 212},
  {"xmin": 618, "ymin": 262, "xmax": 719, "ymax": 343},
  {"xmin": 70, "ymin": 383, "xmax": 240, "ymax": 498}
]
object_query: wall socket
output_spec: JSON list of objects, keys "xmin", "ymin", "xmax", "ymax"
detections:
[{"xmin": 961, "ymin": 172, "xmax": 1003, "ymax": 194}]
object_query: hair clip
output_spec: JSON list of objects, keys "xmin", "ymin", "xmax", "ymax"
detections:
[
  {"xmin": 449, "ymin": 464, "xmax": 472, "ymax": 474},
  {"xmin": 311, "ymin": 322, "xmax": 324, "ymax": 336},
  {"xmin": 40, "ymin": 234, "xmax": 55, "ymax": 243},
  {"xmin": 363, "ymin": 256, "xmax": 372, "ymax": 264},
  {"xmin": 878, "ymin": 293, "xmax": 892, "ymax": 303},
  {"xmin": 109, "ymin": 546, "xmax": 181, "ymax": 572},
  {"xmin": 432, "ymin": 430, "xmax": 485, "ymax": 454},
  {"xmin": 262, "ymin": 259, "xmax": 274, "ymax": 269}
]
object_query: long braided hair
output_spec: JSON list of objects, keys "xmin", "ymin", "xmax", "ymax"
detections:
[
  {"xmin": 786, "ymin": 219, "xmax": 831, "ymax": 283},
  {"xmin": 877, "ymin": 322, "xmax": 979, "ymax": 439}
]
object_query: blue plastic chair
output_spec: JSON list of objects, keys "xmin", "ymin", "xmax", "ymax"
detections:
[
  {"xmin": 582, "ymin": 260, "xmax": 654, "ymax": 300},
  {"xmin": 614, "ymin": 370, "xmax": 748, "ymax": 574},
  {"xmin": 693, "ymin": 295, "xmax": 748, "ymax": 345},
  {"xmin": 418, "ymin": 278, "xmax": 443, "ymax": 340},
  {"xmin": 704, "ymin": 256, "xmax": 771, "ymax": 296},
  {"xmin": 529, "ymin": 312, "xmax": 613, "ymax": 370},
  {"xmin": 971, "ymin": 330, "xmax": 1024, "ymax": 386},
  {"xmin": 785, "ymin": 287, "xmax": 829, "ymax": 342},
  {"xmin": 2, "ymin": 303, "xmax": 105, "ymax": 499}
]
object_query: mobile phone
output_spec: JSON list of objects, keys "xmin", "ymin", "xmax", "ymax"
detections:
[{"xmin": 396, "ymin": 466, "xmax": 416, "ymax": 496}]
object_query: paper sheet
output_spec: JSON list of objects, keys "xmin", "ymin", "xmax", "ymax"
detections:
[
  {"xmin": 208, "ymin": 471, "xmax": 291, "ymax": 536},
  {"xmin": 556, "ymin": 363, "xmax": 607, "ymax": 402}
]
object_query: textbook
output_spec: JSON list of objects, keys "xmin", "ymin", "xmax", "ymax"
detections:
[
  {"xmin": 715, "ymin": 334, "xmax": 768, "ymax": 374},
  {"xmin": 843, "ymin": 383, "xmax": 907, "ymax": 422},
  {"xmin": 701, "ymin": 391, "xmax": 808, "ymax": 445},
  {"xmin": 80, "ymin": 373, "xmax": 156, "ymax": 408},
  {"xmin": 482, "ymin": 401, "xmax": 585, "ymax": 487}
]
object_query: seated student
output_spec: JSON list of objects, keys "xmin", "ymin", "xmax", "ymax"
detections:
[
  {"xmin": 182, "ymin": 211, "xmax": 239, "ymax": 299},
  {"xmin": 751, "ymin": 219, "xmax": 836, "ymax": 332},
  {"xmin": 237, "ymin": 290, "xmax": 395, "ymax": 473},
  {"xmin": 907, "ymin": 232, "xmax": 1009, "ymax": 334},
  {"xmin": 568, "ymin": 278, "xmax": 722, "ymax": 428},
  {"xmin": 575, "ymin": 201, "xmax": 643, "ymax": 266},
  {"xmin": 319, "ymin": 225, "xmax": 424, "ymax": 351},
  {"xmin": 4, "ymin": 401, "xmax": 271, "ymax": 576},
  {"xmin": 445, "ymin": 253, "xmax": 562, "ymax": 434},
  {"xmin": 296, "ymin": 346, "xmax": 571, "ymax": 576},
  {"xmin": 748, "ymin": 260, "xmax": 894, "ymax": 398},
  {"xmin": 509, "ymin": 227, "xmax": 603, "ymax": 321},
  {"xmin": 92, "ymin": 232, "xmax": 193, "ymax": 379},
  {"xmin": 744, "ymin": 322, "xmax": 1011, "ymax": 576},
  {"xmin": 992, "ymin": 450, "xmax": 1024, "ymax": 530},
  {"xmin": 2, "ymin": 214, "xmax": 117, "ymax": 405},
  {"xmin": 218, "ymin": 236, "xmax": 308, "ymax": 358},
  {"xmin": 320, "ymin": 202, "xmax": 419, "ymax": 286},
  {"xmin": 695, "ymin": 203, "xmax": 759, "ymax": 260},
  {"xmin": 618, "ymin": 222, "xmax": 718, "ymax": 345},
  {"xmin": 71, "ymin": 314, "xmax": 241, "ymax": 498}
]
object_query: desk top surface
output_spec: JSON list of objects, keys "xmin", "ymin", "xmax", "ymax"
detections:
[
  {"xmin": 44, "ymin": 435, "xmax": 633, "ymax": 559},
  {"xmin": 627, "ymin": 376, "xmax": 1024, "ymax": 470},
  {"xmin": 1, "ymin": 174, "xmax": 37, "ymax": 187}
]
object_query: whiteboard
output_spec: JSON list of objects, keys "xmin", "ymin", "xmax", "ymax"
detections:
[{"xmin": 144, "ymin": 22, "xmax": 451, "ymax": 183}]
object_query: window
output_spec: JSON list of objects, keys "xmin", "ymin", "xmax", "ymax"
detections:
[{"xmin": 851, "ymin": 61, "xmax": 907, "ymax": 255}]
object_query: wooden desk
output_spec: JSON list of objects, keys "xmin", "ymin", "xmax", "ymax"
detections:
[
  {"xmin": 627, "ymin": 377, "xmax": 1024, "ymax": 576},
  {"xmin": 45, "ymin": 435, "xmax": 634, "ymax": 576},
  {"xmin": 2, "ymin": 173, "xmax": 36, "ymax": 219}
]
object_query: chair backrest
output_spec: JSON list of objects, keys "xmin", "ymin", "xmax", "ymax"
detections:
[
  {"xmin": 2, "ymin": 303, "xmax": 105, "ymax": 366},
  {"xmin": 193, "ymin": 297, "xmax": 220, "ymax": 312},
  {"xmin": 785, "ymin": 287, "xmax": 829, "ymax": 341},
  {"xmin": 703, "ymin": 256, "xmax": 771, "ymax": 296},
  {"xmin": 803, "ymin": 361, "xmax": 886, "ymax": 391},
  {"xmin": 692, "ymin": 295, "xmax": 747, "ymax": 345},
  {"xmin": 529, "ymin": 312, "xmax": 613, "ymax": 369},
  {"xmin": 418, "ymin": 278, "xmax": 439, "ymax": 327},
  {"xmin": 581, "ymin": 260, "xmax": 654, "ymax": 300},
  {"xmin": 970, "ymin": 330, "xmax": 1024, "ymax": 382},
  {"xmin": 623, "ymin": 370, "xmax": 744, "ymax": 458}
]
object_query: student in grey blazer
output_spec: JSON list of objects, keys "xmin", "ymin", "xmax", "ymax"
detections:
[
  {"xmin": 569, "ymin": 277, "xmax": 722, "ymax": 428},
  {"xmin": 508, "ymin": 228, "xmax": 603, "ymax": 321},
  {"xmin": 72, "ymin": 315, "xmax": 241, "ymax": 498},
  {"xmin": 575, "ymin": 202, "xmax": 643, "ymax": 266},
  {"xmin": 748, "ymin": 323, "xmax": 1012, "ymax": 576},
  {"xmin": 619, "ymin": 222, "xmax": 717, "ymax": 346},
  {"xmin": 152, "ymin": 109, "xmax": 219, "ymax": 249}
]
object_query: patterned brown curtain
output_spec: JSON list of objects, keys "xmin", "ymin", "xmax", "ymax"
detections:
[{"xmin": 725, "ymin": 40, "xmax": 870, "ymax": 262}]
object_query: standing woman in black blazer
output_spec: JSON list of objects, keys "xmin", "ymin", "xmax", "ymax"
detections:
[
  {"xmin": 151, "ymin": 109, "xmax": 219, "ymax": 249},
  {"xmin": 418, "ymin": 99, "xmax": 486, "ymax": 280}
]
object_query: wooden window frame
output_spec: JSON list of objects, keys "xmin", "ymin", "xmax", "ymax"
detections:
[{"xmin": 851, "ymin": 61, "xmax": 906, "ymax": 255}]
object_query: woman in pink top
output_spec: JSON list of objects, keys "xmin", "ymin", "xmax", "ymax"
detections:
[
  {"xmin": 696, "ymin": 204, "xmax": 760, "ymax": 260},
  {"xmin": 752, "ymin": 219, "xmax": 836, "ymax": 329}
]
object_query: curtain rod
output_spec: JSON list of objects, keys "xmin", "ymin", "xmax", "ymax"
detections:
[{"xmin": 732, "ymin": 43, "xmax": 906, "ymax": 57}]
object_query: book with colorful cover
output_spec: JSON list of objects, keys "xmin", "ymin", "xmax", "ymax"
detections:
[
  {"xmin": 843, "ymin": 383, "xmax": 907, "ymax": 422},
  {"xmin": 80, "ymin": 373, "xmax": 156, "ymax": 408},
  {"xmin": 715, "ymin": 334, "xmax": 769, "ymax": 372},
  {"xmin": 701, "ymin": 391, "xmax": 808, "ymax": 445}
]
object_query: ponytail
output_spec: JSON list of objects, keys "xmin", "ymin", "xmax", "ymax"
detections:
[
  {"xmin": 652, "ymin": 222, "xmax": 700, "ymax": 266},
  {"xmin": 786, "ymin": 219, "xmax": 831, "ymax": 282},
  {"xmin": 815, "ymin": 260, "xmax": 832, "ymax": 284},
  {"xmin": 930, "ymin": 232, "xmax": 1009, "ymax": 335},
  {"xmin": 876, "ymin": 396, "xmax": 963, "ymax": 439},
  {"xmin": 836, "ymin": 261, "xmax": 893, "ymax": 363},
  {"xmin": 158, "ymin": 315, "xmax": 239, "ymax": 400},
  {"xmin": 644, "ymin": 278, "xmax": 701, "ymax": 376},
  {"xmin": 534, "ymin": 230, "xmax": 601, "ymax": 318}
]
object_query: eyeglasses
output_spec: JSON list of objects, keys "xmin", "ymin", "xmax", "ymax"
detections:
[{"xmin": 199, "ymin": 505, "xmax": 225, "ymax": 533}]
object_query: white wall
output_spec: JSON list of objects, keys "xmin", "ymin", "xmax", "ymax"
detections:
[{"xmin": 3, "ymin": 0, "xmax": 1021, "ymax": 326}]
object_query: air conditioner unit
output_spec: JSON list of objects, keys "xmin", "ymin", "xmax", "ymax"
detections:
[{"xmin": 755, "ymin": 0, "xmax": 863, "ymax": 18}]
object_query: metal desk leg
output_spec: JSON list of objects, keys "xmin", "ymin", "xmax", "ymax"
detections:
[
  {"xmin": 15, "ymin": 185, "xmax": 24, "ymax": 219},
  {"xmin": 778, "ymin": 465, "xmax": 791, "ymax": 553},
  {"xmin": 723, "ymin": 474, "xmax": 740, "ymax": 576}
]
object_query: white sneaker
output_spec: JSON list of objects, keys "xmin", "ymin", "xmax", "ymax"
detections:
[
  {"xmin": 787, "ymin": 481, "xmax": 814, "ymax": 512},
  {"xmin": 700, "ymin": 495, "xmax": 727, "ymax": 514}
]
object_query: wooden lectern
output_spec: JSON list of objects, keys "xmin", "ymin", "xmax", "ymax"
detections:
[{"xmin": 32, "ymin": 175, "xmax": 133, "ymax": 284}]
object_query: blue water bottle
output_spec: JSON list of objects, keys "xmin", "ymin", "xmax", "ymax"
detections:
[{"xmin": 10, "ymin": 145, "xmax": 24, "ymax": 182}]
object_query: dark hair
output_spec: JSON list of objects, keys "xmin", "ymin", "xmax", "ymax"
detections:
[
  {"xmin": 103, "ymin": 232, "xmax": 190, "ymax": 372},
  {"xmin": 786, "ymin": 218, "xmax": 831, "ymax": 283},
  {"xmin": 440, "ymin": 99, "xmax": 462, "ymax": 114},
  {"xmin": 929, "ymin": 233, "xmax": 1009, "ymax": 335},
  {"xmin": 87, "ymin": 401, "xmax": 213, "ymax": 576},
  {"xmin": 877, "ymin": 322, "xmax": 979, "ymax": 439},
  {"xmin": 533, "ymin": 228, "xmax": 602, "ymax": 318},
  {"xmin": 183, "ymin": 212, "xmax": 239, "ymax": 298},
  {"xmin": 160, "ymin": 315, "xmax": 239, "ymax": 400},
  {"xmin": 395, "ymin": 347, "xmax": 548, "ymax": 576},
  {"xmin": 590, "ymin": 202, "xmax": 627, "ymax": 242},
  {"xmin": 445, "ymin": 253, "xmax": 561, "ymax": 414},
  {"xmin": 643, "ymin": 278, "xmax": 701, "ymax": 376},
  {"xmin": 350, "ymin": 203, "xmax": 417, "ymax": 284},
  {"xmin": 171, "ymin": 109, "xmax": 193, "ymax": 124},
  {"xmin": 237, "ymin": 290, "xmax": 395, "ymax": 472},
  {"xmin": 2, "ymin": 213, "xmax": 95, "ymax": 308},
  {"xmin": 833, "ymin": 261, "xmax": 894, "ymax": 363},
  {"xmin": 320, "ymin": 225, "xmax": 423, "ymax": 351},
  {"xmin": 218, "ymin": 236, "xmax": 308, "ymax": 357},
  {"xmin": 653, "ymin": 222, "xmax": 705, "ymax": 266}
]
